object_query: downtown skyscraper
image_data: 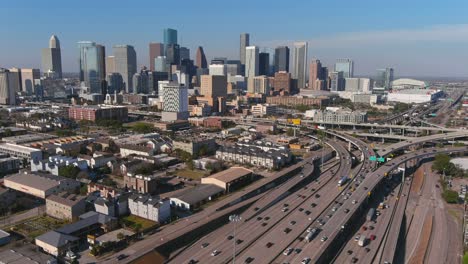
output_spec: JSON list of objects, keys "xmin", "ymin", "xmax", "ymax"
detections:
[
  {"xmin": 375, "ymin": 68, "xmax": 394, "ymax": 89},
  {"xmin": 163, "ymin": 28, "xmax": 177, "ymax": 55},
  {"xmin": 78, "ymin": 41, "xmax": 106, "ymax": 94},
  {"xmin": 41, "ymin": 35, "xmax": 62, "ymax": 79},
  {"xmin": 245, "ymin": 46, "xmax": 259, "ymax": 78},
  {"xmin": 292, "ymin": 42, "xmax": 308, "ymax": 89},
  {"xmin": 259, "ymin": 52, "xmax": 270, "ymax": 76},
  {"xmin": 113, "ymin": 45, "xmax": 137, "ymax": 93},
  {"xmin": 149, "ymin": 42, "xmax": 164, "ymax": 71},
  {"xmin": 196, "ymin": 46, "xmax": 208, "ymax": 69},
  {"xmin": 309, "ymin": 59, "xmax": 327, "ymax": 90},
  {"xmin": 274, "ymin": 46, "xmax": 289, "ymax": 72},
  {"xmin": 335, "ymin": 59, "xmax": 354, "ymax": 78},
  {"xmin": 240, "ymin": 33, "xmax": 250, "ymax": 66}
]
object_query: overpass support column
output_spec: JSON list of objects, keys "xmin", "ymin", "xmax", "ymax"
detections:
[
  {"xmin": 348, "ymin": 141, "xmax": 352, "ymax": 152},
  {"xmin": 390, "ymin": 127, "xmax": 392, "ymax": 135}
]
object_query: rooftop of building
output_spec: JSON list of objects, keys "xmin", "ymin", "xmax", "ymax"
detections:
[
  {"xmin": 203, "ymin": 167, "xmax": 252, "ymax": 183},
  {"xmin": 171, "ymin": 184, "xmax": 224, "ymax": 205},
  {"xmin": 0, "ymin": 243, "xmax": 54, "ymax": 263},
  {"xmin": 36, "ymin": 230, "xmax": 79, "ymax": 248},
  {"xmin": 0, "ymin": 126, "xmax": 27, "ymax": 133},
  {"xmin": 128, "ymin": 193, "xmax": 166, "ymax": 207},
  {"xmin": 388, "ymin": 88, "xmax": 440, "ymax": 95},
  {"xmin": 4, "ymin": 172, "xmax": 77, "ymax": 191},
  {"xmin": 69, "ymin": 105, "xmax": 128, "ymax": 110},
  {"xmin": 2, "ymin": 133, "xmax": 57, "ymax": 144},
  {"xmin": 0, "ymin": 143, "xmax": 42, "ymax": 153},
  {"xmin": 55, "ymin": 211, "xmax": 116, "ymax": 235},
  {"xmin": 46, "ymin": 192, "xmax": 86, "ymax": 207}
]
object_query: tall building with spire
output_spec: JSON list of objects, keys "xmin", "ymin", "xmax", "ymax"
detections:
[
  {"xmin": 41, "ymin": 35, "xmax": 62, "ymax": 79},
  {"xmin": 196, "ymin": 46, "xmax": 207, "ymax": 69}
]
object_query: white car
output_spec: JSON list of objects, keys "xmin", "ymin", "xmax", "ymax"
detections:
[
  {"xmin": 301, "ymin": 257, "xmax": 311, "ymax": 264},
  {"xmin": 321, "ymin": 236, "xmax": 328, "ymax": 242},
  {"xmin": 283, "ymin": 248, "xmax": 293, "ymax": 256},
  {"xmin": 352, "ymin": 200, "xmax": 357, "ymax": 204},
  {"xmin": 354, "ymin": 235, "xmax": 360, "ymax": 241},
  {"xmin": 211, "ymin": 250, "xmax": 220, "ymax": 256}
]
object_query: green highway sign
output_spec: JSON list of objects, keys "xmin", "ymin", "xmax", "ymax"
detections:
[
  {"xmin": 377, "ymin": 157, "xmax": 385, "ymax": 163},
  {"xmin": 369, "ymin": 156, "xmax": 377, "ymax": 161}
]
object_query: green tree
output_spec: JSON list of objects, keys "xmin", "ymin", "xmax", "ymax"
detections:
[
  {"xmin": 102, "ymin": 177, "xmax": 117, "ymax": 187},
  {"xmin": 56, "ymin": 129, "xmax": 76, "ymax": 137},
  {"xmin": 286, "ymin": 128, "xmax": 295, "ymax": 137},
  {"xmin": 175, "ymin": 149, "xmax": 193, "ymax": 162},
  {"xmin": 79, "ymin": 184, "xmax": 88, "ymax": 195},
  {"xmin": 58, "ymin": 165, "xmax": 81, "ymax": 179},
  {"xmin": 116, "ymin": 232, "xmax": 125, "ymax": 240},
  {"xmin": 205, "ymin": 162, "xmax": 213, "ymax": 172},
  {"xmin": 134, "ymin": 223, "xmax": 142, "ymax": 233},
  {"xmin": 3, "ymin": 128, "xmax": 12, "ymax": 137},
  {"xmin": 442, "ymin": 189, "xmax": 459, "ymax": 203},
  {"xmin": 432, "ymin": 154, "xmax": 451, "ymax": 173},
  {"xmin": 186, "ymin": 160, "xmax": 195, "ymax": 170},
  {"xmin": 131, "ymin": 122, "xmax": 154, "ymax": 134}
]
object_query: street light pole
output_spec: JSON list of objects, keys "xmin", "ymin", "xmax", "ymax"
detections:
[{"xmin": 229, "ymin": 214, "xmax": 242, "ymax": 264}]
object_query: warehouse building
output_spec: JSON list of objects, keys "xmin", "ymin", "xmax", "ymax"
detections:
[
  {"xmin": 3, "ymin": 172, "xmax": 80, "ymax": 199},
  {"xmin": 169, "ymin": 184, "xmax": 224, "ymax": 211},
  {"xmin": 201, "ymin": 167, "xmax": 253, "ymax": 192}
]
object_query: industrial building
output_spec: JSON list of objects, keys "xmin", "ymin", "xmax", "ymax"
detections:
[
  {"xmin": 4, "ymin": 172, "xmax": 80, "ymax": 199},
  {"xmin": 201, "ymin": 167, "xmax": 253, "ymax": 192},
  {"xmin": 387, "ymin": 88, "xmax": 443, "ymax": 104},
  {"xmin": 169, "ymin": 184, "xmax": 224, "ymax": 211}
]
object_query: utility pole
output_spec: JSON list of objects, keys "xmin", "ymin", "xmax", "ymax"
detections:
[{"xmin": 229, "ymin": 214, "xmax": 242, "ymax": 264}]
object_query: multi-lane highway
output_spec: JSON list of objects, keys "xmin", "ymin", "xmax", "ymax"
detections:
[
  {"xmin": 103, "ymin": 149, "xmax": 330, "ymax": 263},
  {"xmin": 285, "ymin": 146, "xmax": 467, "ymax": 264},
  {"xmin": 169, "ymin": 141, "xmax": 352, "ymax": 263},
  {"xmin": 377, "ymin": 131, "xmax": 468, "ymax": 157}
]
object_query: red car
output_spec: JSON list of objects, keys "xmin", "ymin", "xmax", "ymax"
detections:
[
  {"xmin": 370, "ymin": 234, "xmax": 376, "ymax": 240},
  {"xmin": 362, "ymin": 226, "xmax": 368, "ymax": 231}
]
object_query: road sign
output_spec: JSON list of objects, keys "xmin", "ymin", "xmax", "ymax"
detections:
[
  {"xmin": 369, "ymin": 156, "xmax": 377, "ymax": 161},
  {"xmin": 377, "ymin": 157, "xmax": 385, "ymax": 163}
]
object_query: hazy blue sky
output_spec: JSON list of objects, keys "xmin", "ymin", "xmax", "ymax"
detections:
[{"xmin": 2, "ymin": 0, "xmax": 468, "ymax": 77}]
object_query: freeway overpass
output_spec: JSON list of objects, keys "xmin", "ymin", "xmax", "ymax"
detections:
[
  {"xmin": 377, "ymin": 131, "xmax": 468, "ymax": 157},
  {"xmin": 293, "ymin": 146, "xmax": 468, "ymax": 264},
  {"xmin": 222, "ymin": 116, "xmax": 465, "ymax": 132}
]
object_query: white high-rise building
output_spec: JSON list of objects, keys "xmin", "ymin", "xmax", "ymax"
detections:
[
  {"xmin": 160, "ymin": 82, "xmax": 189, "ymax": 121},
  {"xmin": 292, "ymin": 42, "xmax": 308, "ymax": 89},
  {"xmin": 209, "ymin": 64, "xmax": 227, "ymax": 76},
  {"xmin": 245, "ymin": 46, "xmax": 259, "ymax": 78},
  {"xmin": 344, "ymin": 78, "xmax": 372, "ymax": 93}
]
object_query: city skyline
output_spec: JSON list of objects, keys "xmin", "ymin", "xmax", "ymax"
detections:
[{"xmin": 2, "ymin": 1, "xmax": 468, "ymax": 77}]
